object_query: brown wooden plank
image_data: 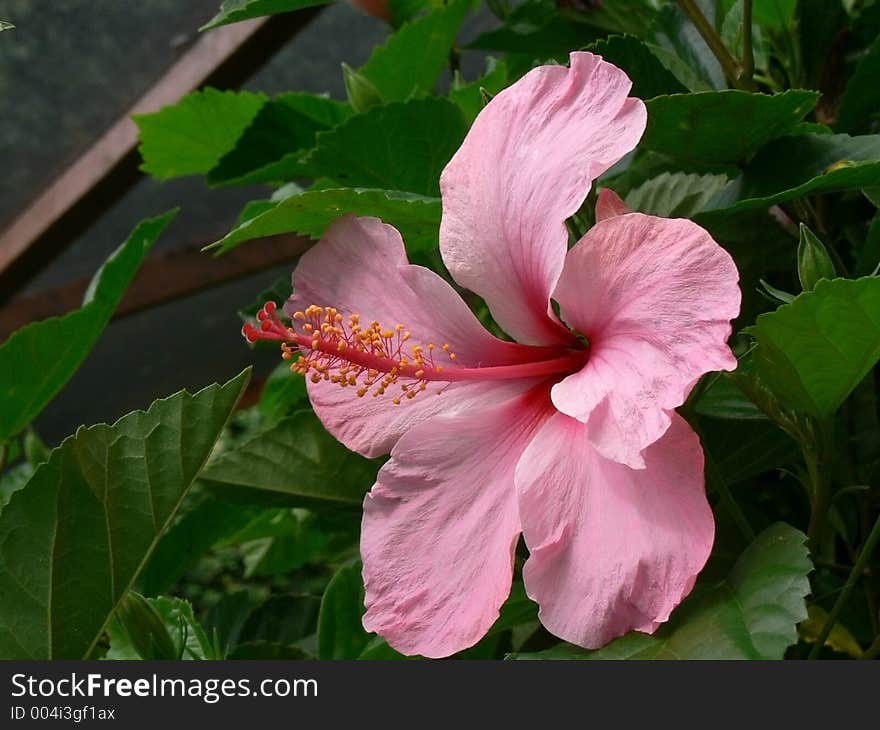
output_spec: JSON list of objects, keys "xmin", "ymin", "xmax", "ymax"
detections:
[
  {"xmin": 0, "ymin": 8, "xmax": 322, "ymax": 304},
  {"xmin": 0, "ymin": 234, "xmax": 311, "ymax": 341}
]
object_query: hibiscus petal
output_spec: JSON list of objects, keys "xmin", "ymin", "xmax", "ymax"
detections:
[
  {"xmin": 595, "ymin": 188, "xmax": 632, "ymax": 221},
  {"xmin": 285, "ymin": 214, "xmax": 542, "ymax": 457},
  {"xmin": 307, "ymin": 377, "xmax": 536, "ymax": 459},
  {"xmin": 439, "ymin": 52, "xmax": 646, "ymax": 346},
  {"xmin": 516, "ymin": 411, "xmax": 714, "ymax": 649},
  {"xmin": 362, "ymin": 387, "xmax": 554, "ymax": 658},
  {"xmin": 551, "ymin": 213, "xmax": 740, "ymax": 468}
]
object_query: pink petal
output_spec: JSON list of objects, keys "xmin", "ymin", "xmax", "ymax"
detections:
[
  {"xmin": 551, "ymin": 213, "xmax": 740, "ymax": 468},
  {"xmin": 285, "ymin": 214, "xmax": 542, "ymax": 457},
  {"xmin": 439, "ymin": 52, "xmax": 647, "ymax": 346},
  {"xmin": 307, "ymin": 377, "xmax": 537, "ymax": 459},
  {"xmin": 362, "ymin": 387, "xmax": 554, "ymax": 658},
  {"xmin": 516, "ymin": 411, "xmax": 714, "ymax": 649},
  {"xmin": 595, "ymin": 188, "xmax": 632, "ymax": 221}
]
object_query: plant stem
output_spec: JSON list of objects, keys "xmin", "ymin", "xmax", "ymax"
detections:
[
  {"xmin": 741, "ymin": 0, "xmax": 754, "ymax": 83},
  {"xmin": 705, "ymin": 449, "xmax": 756, "ymax": 543},
  {"xmin": 675, "ymin": 0, "xmax": 747, "ymax": 88},
  {"xmin": 805, "ymin": 419, "xmax": 835, "ymax": 554},
  {"xmin": 809, "ymin": 511, "xmax": 880, "ymax": 659},
  {"xmin": 0, "ymin": 442, "xmax": 7, "ymax": 474}
]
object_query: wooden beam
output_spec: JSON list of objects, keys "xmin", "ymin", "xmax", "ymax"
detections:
[
  {"xmin": 0, "ymin": 234, "xmax": 311, "ymax": 341},
  {"xmin": 0, "ymin": 8, "xmax": 322, "ymax": 304}
]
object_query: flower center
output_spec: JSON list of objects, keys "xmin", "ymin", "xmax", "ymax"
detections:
[{"xmin": 243, "ymin": 302, "xmax": 587, "ymax": 403}]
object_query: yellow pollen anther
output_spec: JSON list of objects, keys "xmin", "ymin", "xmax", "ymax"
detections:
[{"xmin": 272, "ymin": 303, "xmax": 460, "ymax": 406}]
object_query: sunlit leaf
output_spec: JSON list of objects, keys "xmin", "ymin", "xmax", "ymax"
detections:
[
  {"xmin": 207, "ymin": 93, "xmax": 351, "ymax": 186},
  {"xmin": 201, "ymin": 0, "xmax": 332, "ymax": 31},
  {"xmin": 359, "ymin": 0, "xmax": 473, "ymax": 101},
  {"xmin": 135, "ymin": 90, "xmax": 266, "ymax": 179},
  {"xmin": 749, "ymin": 277, "xmax": 880, "ymax": 418},
  {"xmin": 210, "ymin": 188, "xmax": 441, "ymax": 255}
]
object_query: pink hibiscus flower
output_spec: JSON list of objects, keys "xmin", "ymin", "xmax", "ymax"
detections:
[{"xmin": 244, "ymin": 52, "xmax": 741, "ymax": 657}]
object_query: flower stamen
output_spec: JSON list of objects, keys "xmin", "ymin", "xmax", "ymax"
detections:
[{"xmin": 242, "ymin": 301, "xmax": 587, "ymax": 403}]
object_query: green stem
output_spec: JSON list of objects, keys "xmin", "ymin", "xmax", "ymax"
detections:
[
  {"xmin": 809, "ymin": 512, "xmax": 880, "ymax": 659},
  {"xmin": 741, "ymin": 0, "xmax": 754, "ymax": 83},
  {"xmin": 752, "ymin": 73, "xmax": 782, "ymax": 92},
  {"xmin": 675, "ymin": 0, "xmax": 751, "ymax": 89},
  {"xmin": 805, "ymin": 419, "xmax": 835, "ymax": 554}
]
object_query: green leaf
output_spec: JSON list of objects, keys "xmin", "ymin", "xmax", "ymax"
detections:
[
  {"xmin": 238, "ymin": 276, "xmax": 293, "ymax": 323},
  {"xmin": 623, "ymin": 171, "xmax": 729, "ymax": 217},
  {"xmin": 228, "ymin": 641, "xmax": 310, "ymax": 659},
  {"xmin": 699, "ymin": 133, "xmax": 880, "ymax": 221},
  {"xmin": 138, "ymin": 495, "xmax": 261, "ymax": 596},
  {"xmin": 567, "ymin": 0, "xmax": 660, "ymax": 36},
  {"xmin": 200, "ymin": 410, "xmax": 379, "ymax": 509},
  {"xmin": 201, "ymin": 0, "xmax": 332, "ymax": 31},
  {"xmin": 359, "ymin": 0, "xmax": 472, "ymax": 102},
  {"xmin": 230, "ymin": 509, "xmax": 331, "ymax": 578},
  {"xmin": 701, "ymin": 418, "xmax": 799, "ymax": 484},
  {"xmin": 586, "ymin": 35, "xmax": 689, "ymax": 100},
  {"xmin": 211, "ymin": 188, "xmax": 441, "ymax": 255},
  {"xmin": 855, "ymin": 213, "xmax": 880, "ymax": 277},
  {"xmin": 693, "ymin": 376, "xmax": 767, "ymax": 420},
  {"xmin": 468, "ymin": 0, "xmax": 594, "ymax": 58},
  {"xmin": 318, "ymin": 561, "xmax": 371, "ymax": 659},
  {"xmin": 0, "ymin": 369, "xmax": 250, "ymax": 659},
  {"xmin": 510, "ymin": 523, "xmax": 811, "ymax": 659},
  {"xmin": 747, "ymin": 0, "xmax": 797, "ymax": 29},
  {"xmin": 0, "ymin": 21, "xmax": 13, "ymax": 31},
  {"xmin": 107, "ymin": 594, "xmax": 214, "ymax": 660},
  {"xmin": 449, "ymin": 58, "xmax": 508, "ymax": 123},
  {"xmin": 258, "ymin": 361, "xmax": 309, "ymax": 425},
  {"xmin": 651, "ymin": 2, "xmax": 724, "ymax": 91},
  {"xmin": 750, "ymin": 277, "xmax": 880, "ymax": 418},
  {"xmin": 357, "ymin": 635, "xmax": 408, "ymax": 659},
  {"xmin": 720, "ymin": 1, "xmax": 768, "ymax": 72},
  {"xmin": 238, "ymin": 594, "xmax": 321, "ymax": 646},
  {"xmin": 835, "ymin": 34, "xmax": 880, "ymax": 134},
  {"xmin": 0, "ymin": 464, "xmax": 31, "ymax": 512},
  {"xmin": 207, "ymin": 93, "xmax": 351, "ymax": 186},
  {"xmin": 642, "ymin": 90, "xmax": 818, "ymax": 166},
  {"xmin": 304, "ymin": 98, "xmax": 468, "ymax": 196},
  {"xmin": 797, "ymin": 0, "xmax": 847, "ymax": 90},
  {"xmin": 135, "ymin": 89, "xmax": 266, "ymax": 179},
  {"xmin": 0, "ymin": 212, "xmax": 176, "ymax": 442}
]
